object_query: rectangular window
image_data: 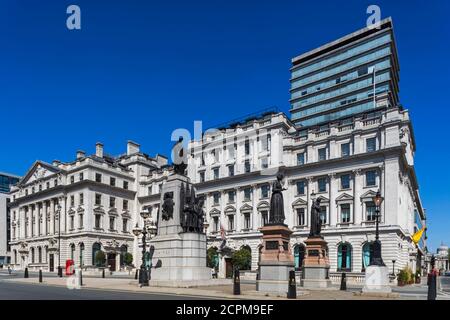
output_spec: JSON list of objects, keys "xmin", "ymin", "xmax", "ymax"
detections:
[
  {"xmin": 228, "ymin": 165, "xmax": 234, "ymax": 177},
  {"xmin": 296, "ymin": 181, "xmax": 305, "ymax": 195},
  {"xmin": 318, "ymin": 148, "xmax": 327, "ymax": 161},
  {"xmin": 213, "ymin": 217, "xmax": 219, "ymax": 232},
  {"xmin": 228, "ymin": 145, "xmax": 235, "ymax": 159},
  {"xmin": 95, "ymin": 173, "xmax": 102, "ymax": 183},
  {"xmin": 228, "ymin": 191, "xmax": 235, "ymax": 203},
  {"xmin": 244, "ymin": 160, "xmax": 251, "ymax": 173},
  {"xmin": 213, "ymin": 193, "xmax": 220, "ymax": 205},
  {"xmin": 366, "ymin": 202, "xmax": 377, "ymax": 221},
  {"xmin": 366, "ymin": 170, "xmax": 376, "ymax": 186},
  {"xmin": 366, "ymin": 137, "xmax": 377, "ymax": 152},
  {"xmin": 213, "ymin": 168, "xmax": 219, "ymax": 180},
  {"xmin": 244, "ymin": 213, "xmax": 251, "ymax": 229},
  {"xmin": 110, "ymin": 177, "xmax": 116, "ymax": 187},
  {"xmin": 54, "ymin": 179, "xmax": 58, "ymax": 187},
  {"xmin": 46, "ymin": 182, "xmax": 50, "ymax": 189},
  {"xmin": 340, "ymin": 174, "xmax": 350, "ymax": 189},
  {"xmin": 318, "ymin": 178, "xmax": 327, "ymax": 192},
  {"xmin": 297, "ymin": 152, "xmax": 305, "ymax": 165},
  {"xmin": 95, "ymin": 193, "xmax": 102, "ymax": 206},
  {"xmin": 261, "ymin": 185, "xmax": 270, "ymax": 198},
  {"xmin": 123, "ymin": 200, "xmax": 128, "ymax": 210},
  {"xmin": 70, "ymin": 176, "xmax": 74, "ymax": 184},
  {"xmin": 79, "ymin": 193, "xmax": 84, "ymax": 205},
  {"xmin": 341, "ymin": 143, "xmax": 350, "ymax": 157},
  {"xmin": 70, "ymin": 195, "xmax": 75, "ymax": 207},
  {"xmin": 297, "ymin": 208, "xmax": 305, "ymax": 226},
  {"xmin": 109, "ymin": 197, "xmax": 115, "ymax": 208},
  {"xmin": 109, "ymin": 217, "xmax": 115, "ymax": 231},
  {"xmin": 228, "ymin": 215, "xmax": 234, "ymax": 231},
  {"xmin": 319, "ymin": 206, "xmax": 327, "ymax": 224},
  {"xmin": 70, "ymin": 215, "xmax": 74, "ymax": 230},
  {"xmin": 95, "ymin": 215, "xmax": 101, "ymax": 229},
  {"xmin": 123, "ymin": 181, "xmax": 128, "ymax": 190},
  {"xmin": 261, "ymin": 157, "xmax": 269, "ymax": 169},
  {"xmin": 122, "ymin": 218, "xmax": 128, "ymax": 232},
  {"xmin": 244, "ymin": 188, "xmax": 252, "ymax": 201},
  {"xmin": 199, "ymin": 171, "xmax": 205, "ymax": 183},
  {"xmin": 245, "ymin": 139, "xmax": 250, "ymax": 155},
  {"xmin": 341, "ymin": 204, "xmax": 351, "ymax": 223},
  {"xmin": 79, "ymin": 172, "xmax": 84, "ymax": 181},
  {"xmin": 261, "ymin": 134, "xmax": 271, "ymax": 151},
  {"xmin": 79, "ymin": 214, "xmax": 83, "ymax": 229},
  {"xmin": 261, "ymin": 210, "xmax": 269, "ymax": 226}
]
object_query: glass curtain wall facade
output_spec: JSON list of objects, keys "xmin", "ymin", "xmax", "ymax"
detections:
[{"xmin": 290, "ymin": 18, "xmax": 400, "ymax": 127}]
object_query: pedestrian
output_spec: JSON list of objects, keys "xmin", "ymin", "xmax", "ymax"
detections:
[{"xmin": 7, "ymin": 266, "xmax": 11, "ymax": 275}]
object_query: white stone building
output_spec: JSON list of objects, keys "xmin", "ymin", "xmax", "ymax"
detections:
[
  {"xmin": 8, "ymin": 141, "xmax": 168, "ymax": 272},
  {"xmin": 186, "ymin": 97, "xmax": 426, "ymax": 279}
]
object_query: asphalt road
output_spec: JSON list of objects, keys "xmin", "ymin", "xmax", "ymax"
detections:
[{"xmin": 0, "ymin": 279, "xmax": 211, "ymax": 300}]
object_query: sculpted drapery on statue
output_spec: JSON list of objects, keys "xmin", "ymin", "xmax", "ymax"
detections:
[
  {"xmin": 269, "ymin": 173, "xmax": 287, "ymax": 225},
  {"xmin": 172, "ymin": 137, "xmax": 188, "ymax": 175},
  {"xmin": 309, "ymin": 197, "xmax": 322, "ymax": 237},
  {"xmin": 180, "ymin": 183, "xmax": 205, "ymax": 233}
]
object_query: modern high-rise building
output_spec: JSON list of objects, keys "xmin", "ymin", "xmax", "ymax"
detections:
[
  {"xmin": 0, "ymin": 172, "xmax": 21, "ymax": 265},
  {"xmin": 290, "ymin": 17, "xmax": 400, "ymax": 128}
]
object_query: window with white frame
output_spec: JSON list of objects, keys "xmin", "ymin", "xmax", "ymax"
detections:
[
  {"xmin": 340, "ymin": 174, "xmax": 351, "ymax": 189},
  {"xmin": 213, "ymin": 216, "xmax": 219, "ymax": 232},
  {"xmin": 228, "ymin": 190, "xmax": 235, "ymax": 203},
  {"xmin": 227, "ymin": 215, "xmax": 234, "ymax": 231},
  {"xmin": 261, "ymin": 157, "xmax": 269, "ymax": 169},
  {"xmin": 318, "ymin": 177, "xmax": 327, "ymax": 192},
  {"xmin": 213, "ymin": 167, "xmax": 219, "ymax": 180},
  {"xmin": 243, "ymin": 213, "xmax": 251, "ymax": 229},
  {"xmin": 319, "ymin": 206, "xmax": 328, "ymax": 225},
  {"xmin": 261, "ymin": 210, "xmax": 269, "ymax": 226},
  {"xmin": 296, "ymin": 208, "xmax": 306, "ymax": 226},
  {"xmin": 341, "ymin": 143, "xmax": 350, "ymax": 157},
  {"xmin": 366, "ymin": 137, "xmax": 377, "ymax": 152},
  {"xmin": 297, "ymin": 152, "xmax": 305, "ymax": 165},
  {"xmin": 261, "ymin": 185, "xmax": 270, "ymax": 198},
  {"xmin": 244, "ymin": 188, "xmax": 252, "ymax": 201},
  {"xmin": 365, "ymin": 170, "xmax": 377, "ymax": 186},
  {"xmin": 340, "ymin": 204, "xmax": 351, "ymax": 223},
  {"xmin": 318, "ymin": 147, "xmax": 327, "ymax": 161},
  {"xmin": 296, "ymin": 181, "xmax": 305, "ymax": 195},
  {"xmin": 228, "ymin": 165, "xmax": 234, "ymax": 177},
  {"xmin": 365, "ymin": 201, "xmax": 377, "ymax": 221},
  {"xmin": 213, "ymin": 192, "xmax": 220, "ymax": 205}
]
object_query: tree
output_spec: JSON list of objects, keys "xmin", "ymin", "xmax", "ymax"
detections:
[
  {"xmin": 231, "ymin": 247, "xmax": 252, "ymax": 271},
  {"xmin": 207, "ymin": 247, "xmax": 219, "ymax": 269},
  {"xmin": 95, "ymin": 250, "xmax": 106, "ymax": 267},
  {"xmin": 123, "ymin": 252, "xmax": 133, "ymax": 266}
]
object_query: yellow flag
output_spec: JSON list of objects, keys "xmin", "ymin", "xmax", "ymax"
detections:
[{"xmin": 412, "ymin": 227, "xmax": 425, "ymax": 245}]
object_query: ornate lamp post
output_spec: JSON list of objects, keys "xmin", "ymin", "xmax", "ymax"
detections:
[
  {"xmin": 370, "ymin": 190, "xmax": 385, "ymax": 266},
  {"xmin": 392, "ymin": 259, "xmax": 396, "ymax": 276},
  {"xmin": 132, "ymin": 210, "xmax": 157, "ymax": 287}
]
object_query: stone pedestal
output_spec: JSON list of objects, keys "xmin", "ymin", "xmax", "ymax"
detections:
[
  {"xmin": 256, "ymin": 224, "xmax": 294, "ymax": 294},
  {"xmin": 149, "ymin": 174, "xmax": 211, "ymax": 284},
  {"xmin": 362, "ymin": 265, "xmax": 392, "ymax": 294},
  {"xmin": 301, "ymin": 236, "xmax": 332, "ymax": 288}
]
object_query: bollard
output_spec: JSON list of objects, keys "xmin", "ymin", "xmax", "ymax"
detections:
[
  {"xmin": 233, "ymin": 268, "xmax": 240, "ymax": 295},
  {"xmin": 58, "ymin": 266, "xmax": 63, "ymax": 277},
  {"xmin": 102, "ymin": 268, "xmax": 105, "ymax": 278},
  {"xmin": 39, "ymin": 270, "xmax": 43, "ymax": 283},
  {"xmin": 24, "ymin": 267, "xmax": 29, "ymax": 279},
  {"xmin": 427, "ymin": 273, "xmax": 437, "ymax": 300},
  {"xmin": 340, "ymin": 273, "xmax": 347, "ymax": 291},
  {"xmin": 135, "ymin": 269, "xmax": 138, "ymax": 280},
  {"xmin": 79, "ymin": 270, "xmax": 83, "ymax": 286},
  {"xmin": 287, "ymin": 270, "xmax": 297, "ymax": 299}
]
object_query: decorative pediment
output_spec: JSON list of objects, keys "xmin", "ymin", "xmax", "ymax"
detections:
[
  {"xmin": 292, "ymin": 198, "xmax": 307, "ymax": 207},
  {"xmin": 335, "ymin": 193, "xmax": 354, "ymax": 202},
  {"xmin": 316, "ymin": 195, "xmax": 329, "ymax": 203},
  {"xmin": 122, "ymin": 210, "xmax": 131, "ymax": 218},
  {"xmin": 257, "ymin": 201, "xmax": 270, "ymax": 210},
  {"xmin": 224, "ymin": 205, "xmax": 236, "ymax": 214},
  {"xmin": 77, "ymin": 206, "xmax": 85, "ymax": 213},
  {"xmin": 210, "ymin": 208, "xmax": 221, "ymax": 216},
  {"xmin": 108, "ymin": 208, "xmax": 118, "ymax": 216},
  {"xmin": 68, "ymin": 208, "xmax": 76, "ymax": 215},
  {"xmin": 239, "ymin": 203, "xmax": 253, "ymax": 212},
  {"xmin": 93, "ymin": 206, "xmax": 105, "ymax": 215},
  {"xmin": 19, "ymin": 161, "xmax": 61, "ymax": 186},
  {"xmin": 360, "ymin": 190, "xmax": 377, "ymax": 200}
]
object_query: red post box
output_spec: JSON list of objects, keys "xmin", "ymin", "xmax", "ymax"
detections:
[{"xmin": 65, "ymin": 259, "xmax": 75, "ymax": 276}]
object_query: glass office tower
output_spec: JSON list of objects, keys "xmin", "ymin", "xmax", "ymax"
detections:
[
  {"xmin": 290, "ymin": 17, "xmax": 400, "ymax": 128},
  {"xmin": 0, "ymin": 172, "xmax": 20, "ymax": 193}
]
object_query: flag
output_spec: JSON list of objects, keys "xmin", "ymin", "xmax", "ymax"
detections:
[{"xmin": 412, "ymin": 227, "xmax": 425, "ymax": 245}]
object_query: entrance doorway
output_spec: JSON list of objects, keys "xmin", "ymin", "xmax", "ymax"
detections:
[
  {"xmin": 107, "ymin": 253, "xmax": 116, "ymax": 271},
  {"xmin": 49, "ymin": 254, "xmax": 54, "ymax": 272},
  {"xmin": 225, "ymin": 258, "xmax": 233, "ymax": 278}
]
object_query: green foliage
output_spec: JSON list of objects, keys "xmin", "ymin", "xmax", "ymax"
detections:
[
  {"xmin": 397, "ymin": 267, "xmax": 413, "ymax": 284},
  {"xmin": 123, "ymin": 252, "xmax": 133, "ymax": 266},
  {"xmin": 95, "ymin": 250, "xmax": 106, "ymax": 267},
  {"xmin": 231, "ymin": 246, "xmax": 252, "ymax": 271},
  {"xmin": 207, "ymin": 247, "xmax": 219, "ymax": 269}
]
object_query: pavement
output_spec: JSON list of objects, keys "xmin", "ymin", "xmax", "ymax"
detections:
[{"xmin": 1, "ymin": 270, "xmax": 449, "ymax": 300}]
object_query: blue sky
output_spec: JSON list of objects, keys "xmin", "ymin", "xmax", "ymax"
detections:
[{"xmin": 0, "ymin": 0, "xmax": 449, "ymax": 251}]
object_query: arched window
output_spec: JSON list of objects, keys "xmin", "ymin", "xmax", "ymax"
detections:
[
  {"xmin": 294, "ymin": 244, "xmax": 306, "ymax": 271},
  {"xmin": 92, "ymin": 242, "xmax": 101, "ymax": 266},
  {"xmin": 31, "ymin": 247, "xmax": 35, "ymax": 264},
  {"xmin": 70, "ymin": 244, "xmax": 76, "ymax": 261},
  {"xmin": 337, "ymin": 243, "xmax": 352, "ymax": 271},
  {"xmin": 79, "ymin": 243, "xmax": 85, "ymax": 267},
  {"xmin": 38, "ymin": 247, "xmax": 42, "ymax": 263},
  {"xmin": 362, "ymin": 242, "xmax": 374, "ymax": 271}
]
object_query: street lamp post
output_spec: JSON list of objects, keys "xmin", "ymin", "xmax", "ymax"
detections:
[
  {"xmin": 133, "ymin": 210, "xmax": 157, "ymax": 287},
  {"xmin": 371, "ymin": 190, "xmax": 385, "ymax": 266},
  {"xmin": 392, "ymin": 259, "xmax": 396, "ymax": 276},
  {"xmin": 57, "ymin": 203, "xmax": 62, "ymax": 277}
]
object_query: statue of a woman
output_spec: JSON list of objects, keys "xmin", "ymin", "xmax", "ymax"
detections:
[
  {"xmin": 269, "ymin": 173, "xmax": 287, "ymax": 225},
  {"xmin": 309, "ymin": 198, "xmax": 322, "ymax": 237}
]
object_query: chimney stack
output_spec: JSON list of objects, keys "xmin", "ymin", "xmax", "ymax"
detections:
[
  {"xmin": 127, "ymin": 140, "xmax": 140, "ymax": 155},
  {"xmin": 76, "ymin": 150, "xmax": 86, "ymax": 159},
  {"xmin": 96, "ymin": 142, "xmax": 104, "ymax": 158}
]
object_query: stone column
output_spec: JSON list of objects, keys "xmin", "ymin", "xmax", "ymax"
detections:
[
  {"xmin": 328, "ymin": 173, "xmax": 336, "ymax": 226},
  {"xmin": 50, "ymin": 199, "xmax": 55, "ymax": 235},
  {"xmin": 43, "ymin": 201, "xmax": 48, "ymax": 235},
  {"xmin": 353, "ymin": 170, "xmax": 362, "ymax": 225}
]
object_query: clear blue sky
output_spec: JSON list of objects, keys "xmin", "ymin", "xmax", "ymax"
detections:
[{"xmin": 1, "ymin": 0, "xmax": 449, "ymax": 251}]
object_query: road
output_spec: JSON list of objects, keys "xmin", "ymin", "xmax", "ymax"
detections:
[{"xmin": 440, "ymin": 276, "xmax": 450, "ymax": 293}]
